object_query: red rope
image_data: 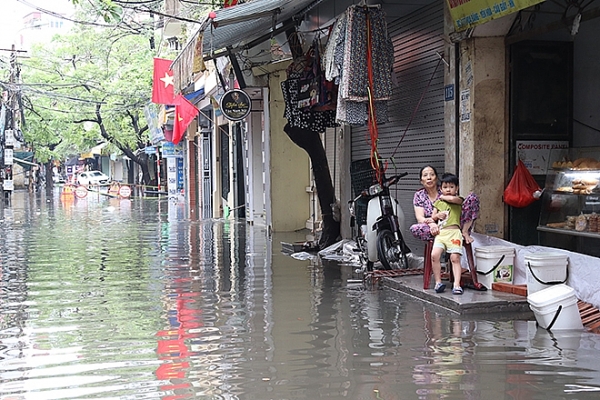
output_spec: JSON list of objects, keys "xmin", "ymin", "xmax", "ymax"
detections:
[{"xmin": 366, "ymin": 11, "xmax": 385, "ymax": 183}]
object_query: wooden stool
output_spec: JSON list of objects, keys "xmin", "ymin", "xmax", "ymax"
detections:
[
  {"xmin": 423, "ymin": 240, "xmax": 434, "ymax": 289},
  {"xmin": 447, "ymin": 242, "xmax": 487, "ymax": 290},
  {"xmin": 424, "ymin": 240, "xmax": 485, "ymax": 290},
  {"xmin": 464, "ymin": 242, "xmax": 486, "ymax": 290}
]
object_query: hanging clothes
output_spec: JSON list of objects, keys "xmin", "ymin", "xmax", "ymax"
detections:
[
  {"xmin": 280, "ymin": 38, "xmax": 337, "ymax": 133},
  {"xmin": 329, "ymin": 5, "xmax": 394, "ymax": 126},
  {"xmin": 323, "ymin": 10, "xmax": 346, "ymax": 83},
  {"xmin": 281, "ymin": 70, "xmax": 337, "ymax": 133}
]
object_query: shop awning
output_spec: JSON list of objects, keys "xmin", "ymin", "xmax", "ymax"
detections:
[
  {"xmin": 91, "ymin": 142, "xmax": 108, "ymax": 155},
  {"xmin": 173, "ymin": 0, "xmax": 322, "ymax": 89},
  {"xmin": 13, "ymin": 152, "xmax": 34, "ymax": 171},
  {"xmin": 80, "ymin": 142, "xmax": 108, "ymax": 159},
  {"xmin": 184, "ymin": 88, "xmax": 205, "ymax": 105},
  {"xmin": 202, "ymin": 0, "xmax": 322, "ymax": 56}
]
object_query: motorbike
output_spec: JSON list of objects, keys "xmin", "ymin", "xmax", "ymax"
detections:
[{"xmin": 349, "ymin": 170, "xmax": 410, "ymax": 272}]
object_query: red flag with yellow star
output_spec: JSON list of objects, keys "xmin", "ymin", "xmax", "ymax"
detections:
[
  {"xmin": 171, "ymin": 95, "xmax": 198, "ymax": 145},
  {"xmin": 224, "ymin": 0, "xmax": 238, "ymax": 7},
  {"xmin": 152, "ymin": 58, "xmax": 175, "ymax": 104}
]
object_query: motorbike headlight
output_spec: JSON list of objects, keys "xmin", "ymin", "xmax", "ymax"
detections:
[
  {"xmin": 382, "ymin": 197, "xmax": 392, "ymax": 209},
  {"xmin": 368, "ymin": 183, "xmax": 383, "ymax": 196}
]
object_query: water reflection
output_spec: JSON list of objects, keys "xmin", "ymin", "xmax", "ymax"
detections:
[{"xmin": 2, "ymin": 191, "xmax": 600, "ymax": 399}]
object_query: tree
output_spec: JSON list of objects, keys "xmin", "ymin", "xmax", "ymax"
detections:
[
  {"xmin": 61, "ymin": 0, "xmax": 343, "ymax": 249},
  {"xmin": 281, "ymin": 31, "xmax": 341, "ymax": 250},
  {"xmin": 21, "ymin": 23, "xmax": 160, "ymax": 186},
  {"xmin": 284, "ymin": 125, "xmax": 340, "ymax": 249}
]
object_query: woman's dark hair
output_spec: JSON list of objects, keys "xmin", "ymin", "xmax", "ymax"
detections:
[{"xmin": 419, "ymin": 165, "xmax": 439, "ymax": 181}]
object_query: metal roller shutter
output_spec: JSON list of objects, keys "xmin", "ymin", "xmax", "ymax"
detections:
[{"xmin": 350, "ymin": 1, "xmax": 445, "ymax": 254}]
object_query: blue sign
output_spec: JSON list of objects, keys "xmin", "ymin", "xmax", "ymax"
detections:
[
  {"xmin": 444, "ymin": 84, "xmax": 455, "ymax": 101},
  {"xmin": 162, "ymin": 142, "xmax": 183, "ymax": 158},
  {"xmin": 143, "ymin": 103, "xmax": 165, "ymax": 145},
  {"xmin": 177, "ymin": 157, "xmax": 184, "ymax": 189}
]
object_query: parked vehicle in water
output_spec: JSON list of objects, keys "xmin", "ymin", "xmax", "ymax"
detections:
[
  {"xmin": 349, "ymin": 161, "xmax": 409, "ymax": 272},
  {"xmin": 77, "ymin": 170, "xmax": 110, "ymax": 186},
  {"xmin": 53, "ymin": 173, "xmax": 66, "ymax": 184}
]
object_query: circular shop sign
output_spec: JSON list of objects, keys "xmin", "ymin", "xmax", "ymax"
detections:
[
  {"xmin": 75, "ymin": 185, "xmax": 88, "ymax": 199},
  {"xmin": 118, "ymin": 185, "xmax": 132, "ymax": 198},
  {"xmin": 220, "ymin": 89, "xmax": 251, "ymax": 121}
]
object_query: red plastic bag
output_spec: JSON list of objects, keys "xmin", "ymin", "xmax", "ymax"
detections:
[{"xmin": 503, "ymin": 160, "xmax": 542, "ymax": 208}]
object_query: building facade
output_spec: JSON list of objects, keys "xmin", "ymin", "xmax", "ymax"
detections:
[{"xmin": 166, "ymin": 0, "xmax": 600, "ymax": 258}]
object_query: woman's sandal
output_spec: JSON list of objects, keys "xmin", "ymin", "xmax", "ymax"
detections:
[{"xmin": 452, "ymin": 286, "xmax": 463, "ymax": 295}]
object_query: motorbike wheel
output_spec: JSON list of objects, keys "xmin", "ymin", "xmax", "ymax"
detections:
[{"xmin": 376, "ymin": 229, "xmax": 407, "ymax": 270}]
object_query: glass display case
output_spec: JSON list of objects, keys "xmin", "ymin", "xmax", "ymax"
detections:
[{"xmin": 538, "ymin": 147, "xmax": 600, "ymax": 257}]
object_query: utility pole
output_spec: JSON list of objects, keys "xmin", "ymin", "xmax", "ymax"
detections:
[{"xmin": 1, "ymin": 44, "xmax": 26, "ymax": 204}]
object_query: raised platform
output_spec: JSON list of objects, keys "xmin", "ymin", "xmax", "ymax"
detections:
[{"xmin": 379, "ymin": 274, "xmax": 533, "ymax": 316}]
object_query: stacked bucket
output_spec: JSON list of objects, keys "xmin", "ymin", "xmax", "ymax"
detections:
[
  {"xmin": 473, "ymin": 246, "xmax": 516, "ymax": 289},
  {"xmin": 525, "ymin": 252, "xmax": 583, "ymax": 331}
]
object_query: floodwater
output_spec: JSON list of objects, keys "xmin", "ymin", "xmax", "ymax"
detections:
[{"xmin": 2, "ymin": 190, "xmax": 600, "ymax": 400}]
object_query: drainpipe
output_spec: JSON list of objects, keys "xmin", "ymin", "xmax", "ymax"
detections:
[{"xmin": 455, "ymin": 42, "xmax": 460, "ymax": 173}]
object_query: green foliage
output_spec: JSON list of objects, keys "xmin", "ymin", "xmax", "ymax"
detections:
[
  {"xmin": 21, "ymin": 23, "xmax": 154, "ymax": 162},
  {"xmin": 71, "ymin": 0, "xmax": 123, "ymax": 23}
]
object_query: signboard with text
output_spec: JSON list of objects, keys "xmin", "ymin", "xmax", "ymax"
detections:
[
  {"xmin": 446, "ymin": 0, "xmax": 545, "ymax": 31},
  {"xmin": 144, "ymin": 103, "xmax": 165, "ymax": 145},
  {"xmin": 220, "ymin": 89, "xmax": 251, "ymax": 121},
  {"xmin": 516, "ymin": 140, "xmax": 569, "ymax": 175},
  {"xmin": 162, "ymin": 142, "xmax": 183, "ymax": 158}
]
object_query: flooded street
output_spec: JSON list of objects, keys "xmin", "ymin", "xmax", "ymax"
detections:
[{"xmin": 3, "ymin": 190, "xmax": 600, "ymax": 399}]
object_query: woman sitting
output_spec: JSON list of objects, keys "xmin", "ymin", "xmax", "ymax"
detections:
[
  {"xmin": 410, "ymin": 165, "xmax": 479, "ymax": 243},
  {"xmin": 410, "ymin": 165, "xmax": 484, "ymax": 289}
]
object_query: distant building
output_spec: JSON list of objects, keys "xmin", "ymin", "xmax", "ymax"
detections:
[{"xmin": 16, "ymin": 10, "xmax": 74, "ymax": 51}]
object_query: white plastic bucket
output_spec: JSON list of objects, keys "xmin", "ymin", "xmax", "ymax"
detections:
[
  {"xmin": 525, "ymin": 252, "xmax": 569, "ymax": 296},
  {"xmin": 474, "ymin": 246, "xmax": 516, "ymax": 289},
  {"xmin": 527, "ymin": 284, "xmax": 583, "ymax": 331}
]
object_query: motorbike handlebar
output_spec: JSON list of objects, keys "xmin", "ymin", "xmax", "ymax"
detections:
[
  {"xmin": 350, "ymin": 172, "xmax": 408, "ymax": 202},
  {"xmin": 385, "ymin": 172, "xmax": 408, "ymax": 187}
]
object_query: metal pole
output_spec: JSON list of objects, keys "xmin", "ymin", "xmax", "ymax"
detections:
[
  {"xmin": 156, "ymin": 147, "xmax": 161, "ymax": 193},
  {"xmin": 0, "ymin": 46, "xmax": 25, "ymax": 204},
  {"xmin": 3, "ymin": 45, "xmax": 18, "ymax": 202}
]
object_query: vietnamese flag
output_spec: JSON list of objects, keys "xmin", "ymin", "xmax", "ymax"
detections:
[
  {"xmin": 152, "ymin": 58, "xmax": 175, "ymax": 104},
  {"xmin": 224, "ymin": 0, "xmax": 238, "ymax": 7},
  {"xmin": 171, "ymin": 95, "xmax": 199, "ymax": 145}
]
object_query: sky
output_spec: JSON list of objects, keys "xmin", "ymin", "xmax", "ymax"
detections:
[{"xmin": 0, "ymin": 0, "xmax": 74, "ymax": 49}]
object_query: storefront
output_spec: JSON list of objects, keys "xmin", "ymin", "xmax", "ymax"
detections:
[
  {"xmin": 506, "ymin": 2, "xmax": 600, "ymax": 256},
  {"xmin": 167, "ymin": 0, "xmax": 600, "ymax": 261}
]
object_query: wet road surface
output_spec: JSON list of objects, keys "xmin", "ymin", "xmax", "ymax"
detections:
[{"xmin": 2, "ymin": 190, "xmax": 600, "ymax": 399}]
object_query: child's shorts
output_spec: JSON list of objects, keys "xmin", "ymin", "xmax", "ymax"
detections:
[{"xmin": 433, "ymin": 229, "xmax": 463, "ymax": 254}]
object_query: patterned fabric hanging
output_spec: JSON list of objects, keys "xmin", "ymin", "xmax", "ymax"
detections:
[
  {"xmin": 330, "ymin": 5, "xmax": 395, "ymax": 126},
  {"xmin": 281, "ymin": 70, "xmax": 337, "ymax": 133},
  {"xmin": 280, "ymin": 37, "xmax": 338, "ymax": 133}
]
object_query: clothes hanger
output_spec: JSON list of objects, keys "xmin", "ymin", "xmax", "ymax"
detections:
[{"xmin": 358, "ymin": 0, "xmax": 381, "ymax": 8}]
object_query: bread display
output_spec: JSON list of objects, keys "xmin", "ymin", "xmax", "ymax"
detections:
[
  {"xmin": 553, "ymin": 157, "xmax": 600, "ymax": 170},
  {"xmin": 569, "ymin": 177, "xmax": 599, "ymax": 194},
  {"xmin": 547, "ymin": 213, "xmax": 600, "ymax": 233},
  {"xmin": 544, "ymin": 151, "xmax": 600, "ymax": 237}
]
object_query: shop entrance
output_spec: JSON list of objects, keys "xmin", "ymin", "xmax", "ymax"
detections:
[{"xmin": 508, "ymin": 40, "xmax": 573, "ymax": 245}]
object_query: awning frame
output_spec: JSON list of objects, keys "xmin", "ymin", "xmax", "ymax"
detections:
[{"xmin": 172, "ymin": 0, "xmax": 323, "ymax": 90}]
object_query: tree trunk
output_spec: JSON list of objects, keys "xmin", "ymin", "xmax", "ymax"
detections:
[
  {"xmin": 44, "ymin": 161, "xmax": 54, "ymax": 195},
  {"xmin": 284, "ymin": 124, "xmax": 340, "ymax": 249}
]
